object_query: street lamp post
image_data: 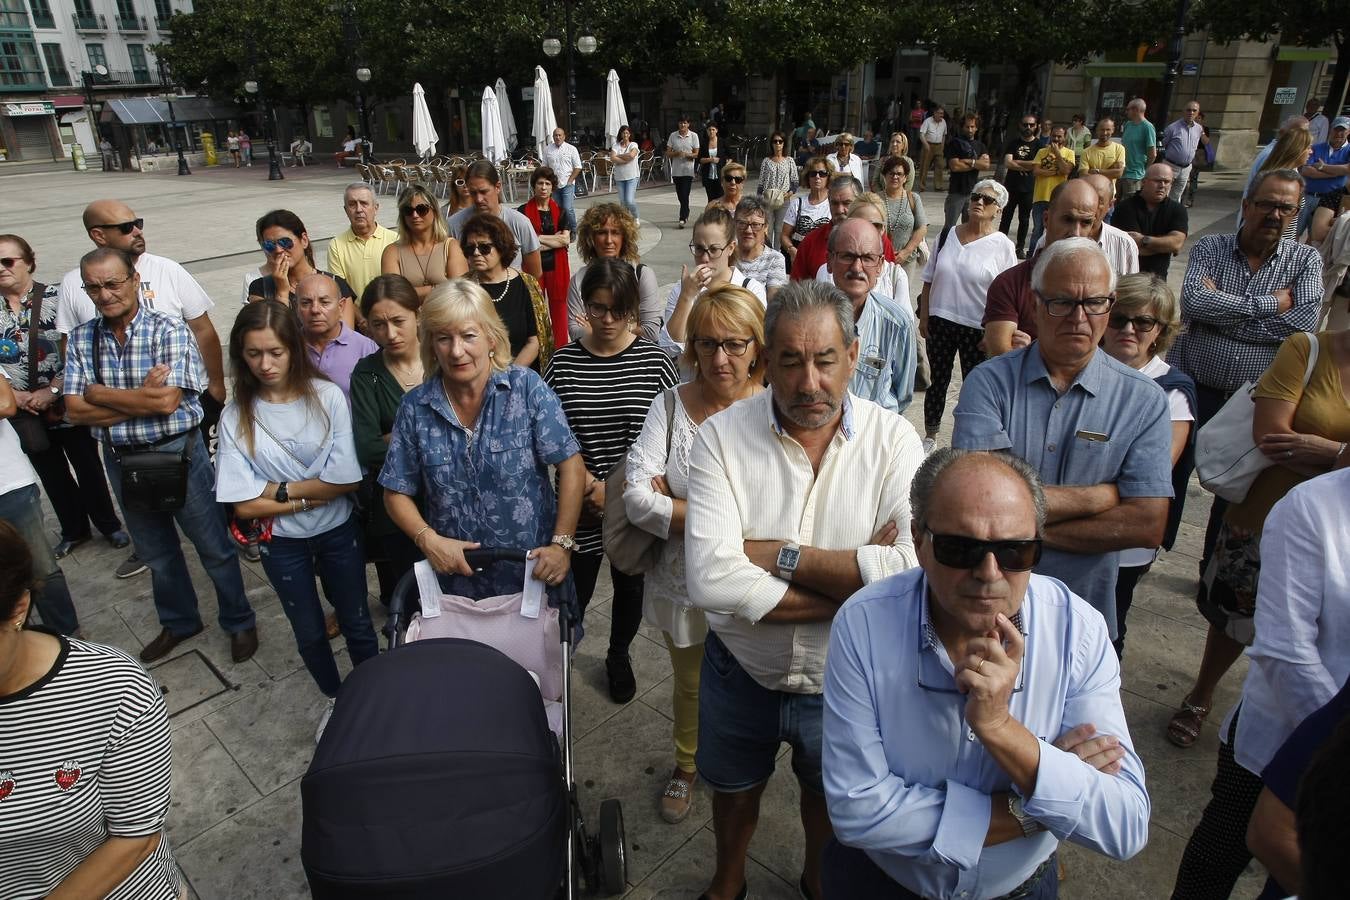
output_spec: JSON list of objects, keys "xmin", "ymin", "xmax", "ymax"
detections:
[
  {"xmin": 156, "ymin": 57, "xmax": 191, "ymax": 176},
  {"xmin": 541, "ymin": 0, "xmax": 596, "ymax": 141},
  {"xmin": 244, "ymin": 79, "xmax": 285, "ymax": 181},
  {"xmin": 356, "ymin": 65, "xmax": 372, "ymax": 163},
  {"xmin": 1154, "ymin": 0, "xmax": 1192, "ymax": 133}
]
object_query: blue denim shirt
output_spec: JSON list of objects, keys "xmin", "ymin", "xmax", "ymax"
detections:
[
  {"xmin": 951, "ymin": 346, "xmax": 1173, "ymax": 637},
  {"xmin": 850, "ymin": 290, "xmax": 916, "ymax": 415},
  {"xmin": 379, "ymin": 366, "xmax": 580, "ymax": 600},
  {"xmin": 823, "ymin": 568, "xmax": 1150, "ymax": 900}
]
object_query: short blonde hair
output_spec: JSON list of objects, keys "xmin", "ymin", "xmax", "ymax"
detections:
[
  {"xmin": 722, "ymin": 161, "xmax": 747, "ymax": 182},
  {"xmin": 682, "ymin": 284, "xmax": 766, "ymax": 372},
  {"xmin": 419, "ymin": 278, "xmax": 511, "ymax": 375},
  {"xmin": 849, "ymin": 192, "xmax": 887, "ymax": 223},
  {"xmin": 1111, "ymin": 272, "xmax": 1182, "ymax": 358}
]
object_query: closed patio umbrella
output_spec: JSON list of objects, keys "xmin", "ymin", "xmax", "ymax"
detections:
[
  {"xmin": 495, "ymin": 77, "xmax": 518, "ymax": 152},
  {"xmin": 481, "ymin": 86, "xmax": 509, "ymax": 164},
  {"xmin": 412, "ymin": 82, "xmax": 438, "ymax": 160},
  {"xmin": 532, "ymin": 66, "xmax": 557, "ymax": 159},
  {"xmin": 604, "ymin": 69, "xmax": 628, "ymax": 145}
]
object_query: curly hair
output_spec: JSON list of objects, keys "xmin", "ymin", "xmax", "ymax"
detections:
[{"xmin": 576, "ymin": 202, "xmax": 639, "ymax": 264}]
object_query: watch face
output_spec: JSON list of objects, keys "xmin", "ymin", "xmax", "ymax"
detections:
[{"xmin": 778, "ymin": 546, "xmax": 801, "ymax": 569}]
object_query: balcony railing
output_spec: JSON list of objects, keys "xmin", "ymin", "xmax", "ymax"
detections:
[
  {"xmin": 72, "ymin": 12, "xmax": 107, "ymax": 29},
  {"xmin": 85, "ymin": 68, "xmax": 158, "ymax": 87},
  {"xmin": 117, "ymin": 13, "xmax": 147, "ymax": 30}
]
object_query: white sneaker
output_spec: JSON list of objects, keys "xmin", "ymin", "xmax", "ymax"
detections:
[
  {"xmin": 315, "ymin": 698, "xmax": 336, "ymax": 745},
  {"xmin": 922, "ymin": 437, "xmax": 937, "ymax": 455}
]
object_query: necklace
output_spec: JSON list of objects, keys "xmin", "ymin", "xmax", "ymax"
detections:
[
  {"xmin": 407, "ymin": 241, "xmax": 437, "ymax": 285},
  {"xmin": 482, "ymin": 271, "xmax": 514, "ymax": 302},
  {"xmin": 386, "ymin": 356, "xmax": 423, "ymax": 387}
]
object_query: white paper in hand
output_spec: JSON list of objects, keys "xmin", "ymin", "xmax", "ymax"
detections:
[
  {"xmin": 413, "ymin": 559, "xmax": 442, "ymax": 619},
  {"xmin": 521, "ymin": 554, "xmax": 544, "ymax": 619}
]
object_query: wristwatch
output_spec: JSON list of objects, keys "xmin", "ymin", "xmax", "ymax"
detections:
[
  {"xmin": 49, "ymin": 384, "xmax": 60, "ymax": 396},
  {"xmin": 551, "ymin": 534, "xmax": 577, "ymax": 552},
  {"xmin": 776, "ymin": 542, "xmax": 801, "ymax": 582},
  {"xmin": 1008, "ymin": 794, "xmax": 1043, "ymax": 837},
  {"xmin": 275, "ymin": 481, "xmax": 289, "ymax": 503}
]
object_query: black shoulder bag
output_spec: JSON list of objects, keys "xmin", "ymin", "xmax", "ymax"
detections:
[{"xmin": 11, "ymin": 283, "xmax": 55, "ymax": 455}]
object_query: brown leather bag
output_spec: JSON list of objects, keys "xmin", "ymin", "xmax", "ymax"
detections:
[{"xmin": 11, "ymin": 283, "xmax": 63, "ymax": 455}]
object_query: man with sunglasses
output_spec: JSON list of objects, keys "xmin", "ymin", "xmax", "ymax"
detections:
[
  {"xmin": 1000, "ymin": 115, "xmax": 1041, "ymax": 258},
  {"xmin": 822, "ymin": 449, "xmax": 1149, "ymax": 899},
  {"xmin": 1111, "ymin": 163, "xmax": 1189, "ymax": 279},
  {"xmin": 326, "ymin": 183, "xmax": 398, "ymax": 299},
  {"xmin": 953, "ymin": 238, "xmax": 1174, "ymax": 642}
]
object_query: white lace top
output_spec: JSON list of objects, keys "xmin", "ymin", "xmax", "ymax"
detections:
[{"xmin": 622, "ymin": 388, "xmax": 709, "ymax": 647}]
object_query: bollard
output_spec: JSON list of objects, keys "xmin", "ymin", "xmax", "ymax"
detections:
[
  {"xmin": 71, "ymin": 143, "xmax": 87, "ymax": 171},
  {"xmin": 202, "ymin": 131, "xmax": 218, "ymax": 166}
]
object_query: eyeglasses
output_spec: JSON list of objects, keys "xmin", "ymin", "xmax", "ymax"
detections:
[
  {"xmin": 584, "ymin": 301, "xmax": 627, "ymax": 321},
  {"xmin": 771, "ymin": 138, "xmax": 784, "ymax": 144},
  {"xmin": 886, "ymin": 170, "xmax": 907, "ymax": 178},
  {"xmin": 926, "ymin": 530, "xmax": 1042, "ymax": 572},
  {"xmin": 260, "ymin": 237, "xmax": 296, "ymax": 254},
  {"xmin": 831, "ymin": 251, "xmax": 883, "ymax": 268},
  {"xmin": 735, "ymin": 219, "xmax": 765, "ymax": 232},
  {"xmin": 1036, "ymin": 292, "xmax": 1115, "ymax": 316},
  {"xmin": 692, "ymin": 337, "xmax": 753, "ymax": 357},
  {"xmin": 1107, "ymin": 314, "xmax": 1160, "ymax": 333},
  {"xmin": 402, "ymin": 203, "xmax": 433, "ymax": 217},
  {"xmin": 0, "ymin": 257, "xmax": 21, "ymax": 269},
  {"xmin": 723, "ymin": 174, "xmax": 745, "ymax": 184},
  {"xmin": 969, "ymin": 193, "xmax": 999, "ymax": 206},
  {"xmin": 464, "ymin": 242, "xmax": 497, "ymax": 257},
  {"xmin": 81, "ymin": 275, "xmax": 134, "ymax": 296},
  {"xmin": 94, "ymin": 218, "xmax": 144, "ymax": 235},
  {"xmin": 807, "ymin": 170, "xmax": 830, "ymax": 179},
  {"xmin": 1250, "ymin": 199, "xmax": 1298, "ymax": 217},
  {"xmin": 689, "ymin": 242, "xmax": 729, "ymax": 259}
]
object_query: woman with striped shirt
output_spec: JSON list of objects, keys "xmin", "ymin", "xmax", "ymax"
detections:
[
  {"xmin": 544, "ymin": 259, "xmax": 677, "ymax": 703},
  {"xmin": 0, "ymin": 520, "xmax": 183, "ymax": 900}
]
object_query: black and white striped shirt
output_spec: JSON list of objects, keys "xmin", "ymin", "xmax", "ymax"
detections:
[
  {"xmin": 545, "ymin": 338, "xmax": 678, "ymax": 554},
  {"xmin": 0, "ymin": 636, "xmax": 180, "ymax": 900}
]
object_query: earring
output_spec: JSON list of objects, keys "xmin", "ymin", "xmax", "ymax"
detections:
[{"xmin": 488, "ymin": 350, "xmax": 495, "ymax": 358}]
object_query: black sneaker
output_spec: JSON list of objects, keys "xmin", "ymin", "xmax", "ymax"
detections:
[
  {"xmin": 116, "ymin": 553, "xmax": 148, "ymax": 578},
  {"xmin": 605, "ymin": 654, "xmax": 636, "ymax": 704}
]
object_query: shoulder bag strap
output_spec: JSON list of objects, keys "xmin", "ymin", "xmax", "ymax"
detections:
[
  {"xmin": 24, "ymin": 282, "xmax": 44, "ymax": 389},
  {"xmin": 1301, "ymin": 331, "xmax": 1320, "ymax": 387},
  {"xmin": 253, "ymin": 413, "xmax": 313, "ymax": 468},
  {"xmin": 663, "ymin": 388, "xmax": 676, "ymax": 459}
]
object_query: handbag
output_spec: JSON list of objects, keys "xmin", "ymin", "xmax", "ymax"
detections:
[
  {"xmin": 1195, "ymin": 333, "xmax": 1319, "ymax": 503},
  {"xmin": 11, "ymin": 282, "xmax": 61, "ymax": 455},
  {"xmin": 603, "ymin": 389, "xmax": 677, "ymax": 575}
]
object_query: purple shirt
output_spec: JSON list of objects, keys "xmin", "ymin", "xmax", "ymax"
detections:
[{"xmin": 308, "ymin": 323, "xmax": 377, "ymax": 400}]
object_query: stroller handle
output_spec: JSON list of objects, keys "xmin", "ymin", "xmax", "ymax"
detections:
[
  {"xmin": 464, "ymin": 547, "xmax": 530, "ymax": 569},
  {"xmin": 383, "ymin": 547, "xmax": 535, "ymax": 650}
]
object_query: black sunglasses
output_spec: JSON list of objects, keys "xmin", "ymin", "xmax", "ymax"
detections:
[
  {"xmin": 464, "ymin": 242, "xmax": 496, "ymax": 257},
  {"xmin": 402, "ymin": 203, "xmax": 433, "ymax": 217},
  {"xmin": 723, "ymin": 175, "xmax": 745, "ymax": 184},
  {"xmin": 95, "ymin": 218, "xmax": 144, "ymax": 235},
  {"xmin": 0, "ymin": 257, "xmax": 21, "ymax": 269},
  {"xmin": 807, "ymin": 169, "xmax": 829, "ymax": 178},
  {"xmin": 260, "ymin": 237, "xmax": 296, "ymax": 254},
  {"xmin": 927, "ymin": 530, "xmax": 1042, "ymax": 572},
  {"xmin": 1108, "ymin": 314, "xmax": 1160, "ymax": 333}
]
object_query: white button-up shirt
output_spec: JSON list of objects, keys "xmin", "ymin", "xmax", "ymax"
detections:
[
  {"xmin": 685, "ymin": 389, "xmax": 924, "ymax": 693},
  {"xmin": 542, "ymin": 140, "xmax": 583, "ymax": 187}
]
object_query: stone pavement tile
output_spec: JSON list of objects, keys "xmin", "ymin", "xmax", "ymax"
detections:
[
  {"xmin": 166, "ymin": 719, "xmax": 263, "ymax": 848},
  {"xmin": 1132, "ymin": 548, "xmax": 1214, "ymax": 631},
  {"xmin": 73, "ymin": 603, "xmax": 140, "ymax": 649},
  {"xmin": 1177, "ymin": 480, "xmax": 1214, "ymax": 529},
  {"xmin": 575, "ymin": 701, "xmax": 714, "ymax": 887},
  {"xmin": 572, "ymin": 601, "xmax": 674, "ymax": 741},
  {"xmin": 200, "ymin": 667, "xmax": 330, "ymax": 795},
  {"xmin": 175, "ymin": 777, "xmax": 310, "ymax": 900},
  {"xmin": 622, "ymin": 826, "xmax": 798, "ymax": 900},
  {"xmin": 639, "ymin": 672, "xmax": 676, "ymax": 722},
  {"xmin": 737, "ymin": 752, "xmax": 817, "ymax": 888},
  {"xmin": 1056, "ymin": 820, "xmax": 1265, "ymax": 899},
  {"xmin": 1117, "ymin": 600, "xmax": 1247, "ymax": 720}
]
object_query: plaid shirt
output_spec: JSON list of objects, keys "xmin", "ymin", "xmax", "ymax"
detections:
[
  {"xmin": 63, "ymin": 304, "xmax": 205, "ymax": 446},
  {"xmin": 1169, "ymin": 233, "xmax": 1323, "ymax": 392}
]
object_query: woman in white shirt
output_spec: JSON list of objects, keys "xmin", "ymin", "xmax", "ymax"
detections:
[
  {"xmin": 780, "ymin": 155, "xmax": 834, "ymax": 269},
  {"xmin": 624, "ymin": 284, "xmax": 764, "ymax": 824},
  {"xmin": 610, "ymin": 124, "xmax": 641, "ymax": 219},
  {"xmin": 826, "ymin": 132, "xmax": 864, "ymax": 183},
  {"xmin": 662, "ymin": 207, "xmax": 767, "ymax": 356},
  {"xmin": 215, "ymin": 300, "xmax": 375, "ymax": 743},
  {"xmin": 918, "ymin": 177, "xmax": 1017, "ymax": 449}
]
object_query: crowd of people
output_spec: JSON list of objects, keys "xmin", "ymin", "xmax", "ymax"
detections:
[{"xmin": 3, "ymin": 92, "xmax": 1350, "ymax": 900}]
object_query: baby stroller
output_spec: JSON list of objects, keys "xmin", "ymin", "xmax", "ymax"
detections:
[{"xmin": 300, "ymin": 549, "xmax": 627, "ymax": 898}]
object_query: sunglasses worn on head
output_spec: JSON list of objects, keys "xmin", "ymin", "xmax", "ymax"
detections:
[
  {"xmin": 260, "ymin": 237, "xmax": 296, "ymax": 253},
  {"xmin": 723, "ymin": 175, "xmax": 745, "ymax": 184},
  {"xmin": 927, "ymin": 531, "xmax": 1042, "ymax": 572},
  {"xmin": 464, "ymin": 242, "xmax": 496, "ymax": 257},
  {"xmin": 96, "ymin": 218, "xmax": 144, "ymax": 235},
  {"xmin": 1108, "ymin": 314, "xmax": 1159, "ymax": 333},
  {"xmin": 402, "ymin": 203, "xmax": 433, "ymax": 217}
]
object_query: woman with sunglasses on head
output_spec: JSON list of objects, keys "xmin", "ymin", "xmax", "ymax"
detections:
[
  {"xmin": 918, "ymin": 178, "xmax": 1017, "ymax": 452},
  {"xmin": 215, "ymin": 300, "xmax": 376, "ymax": 743},
  {"xmin": 611, "ymin": 125, "xmax": 641, "ymax": 219},
  {"xmin": 662, "ymin": 207, "xmax": 767, "ymax": 356},
  {"xmin": 780, "ymin": 155, "xmax": 835, "ymax": 270},
  {"xmin": 1098, "ymin": 274, "xmax": 1195, "ymax": 659},
  {"xmin": 445, "ymin": 165, "xmax": 472, "ymax": 217},
  {"xmin": 544, "ymin": 259, "xmax": 677, "ymax": 704},
  {"xmin": 706, "ymin": 161, "xmax": 747, "ymax": 215},
  {"xmin": 381, "ymin": 184, "xmax": 467, "ymax": 301},
  {"xmin": 756, "ymin": 130, "xmax": 797, "ymax": 250},
  {"xmin": 247, "ymin": 210, "xmax": 359, "ymax": 330},
  {"xmin": 461, "ymin": 212, "xmax": 554, "ymax": 372},
  {"xmin": 518, "ymin": 166, "xmax": 572, "ymax": 346}
]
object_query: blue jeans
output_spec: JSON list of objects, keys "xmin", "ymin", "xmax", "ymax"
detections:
[
  {"xmin": 103, "ymin": 431, "xmax": 255, "ymax": 637},
  {"xmin": 556, "ymin": 182, "xmax": 578, "ymax": 233},
  {"xmin": 823, "ymin": 840, "xmax": 1057, "ymax": 900},
  {"xmin": 259, "ymin": 512, "xmax": 377, "ymax": 696},
  {"xmin": 0, "ymin": 483, "xmax": 79, "ymax": 634},
  {"xmin": 616, "ymin": 177, "xmax": 638, "ymax": 219},
  {"xmin": 1027, "ymin": 201, "xmax": 1049, "ymax": 256}
]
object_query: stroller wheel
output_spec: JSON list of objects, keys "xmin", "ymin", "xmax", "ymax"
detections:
[{"xmin": 597, "ymin": 798, "xmax": 627, "ymax": 895}]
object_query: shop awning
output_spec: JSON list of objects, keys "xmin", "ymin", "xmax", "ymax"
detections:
[
  {"xmin": 1083, "ymin": 62, "xmax": 1167, "ymax": 79},
  {"xmin": 102, "ymin": 97, "xmax": 238, "ymax": 125},
  {"xmin": 1276, "ymin": 46, "xmax": 1333, "ymax": 62}
]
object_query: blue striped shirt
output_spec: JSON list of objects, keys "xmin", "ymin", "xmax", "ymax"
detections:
[
  {"xmin": 63, "ymin": 305, "xmax": 205, "ymax": 446},
  {"xmin": 851, "ymin": 290, "xmax": 916, "ymax": 415}
]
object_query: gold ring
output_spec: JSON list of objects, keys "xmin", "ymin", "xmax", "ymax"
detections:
[{"xmin": 977, "ymin": 659, "xmax": 986, "ymax": 675}]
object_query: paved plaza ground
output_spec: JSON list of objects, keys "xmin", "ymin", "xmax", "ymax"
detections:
[{"xmin": 5, "ymin": 158, "xmax": 1271, "ymax": 898}]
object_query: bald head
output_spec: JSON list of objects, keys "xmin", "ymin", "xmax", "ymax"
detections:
[
  {"xmin": 295, "ymin": 273, "xmax": 345, "ymax": 342},
  {"xmin": 1043, "ymin": 180, "xmax": 1100, "ymax": 245},
  {"xmin": 1082, "ymin": 173, "xmax": 1114, "ymax": 217},
  {"xmin": 82, "ymin": 200, "xmax": 145, "ymax": 256}
]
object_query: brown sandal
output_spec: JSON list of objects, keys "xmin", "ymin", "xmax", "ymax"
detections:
[{"xmin": 1166, "ymin": 695, "xmax": 1210, "ymax": 748}]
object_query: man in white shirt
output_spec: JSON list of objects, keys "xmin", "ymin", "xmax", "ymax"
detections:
[
  {"xmin": 685, "ymin": 279, "xmax": 925, "ymax": 900},
  {"xmin": 447, "ymin": 161, "xmax": 543, "ymax": 278},
  {"xmin": 542, "ymin": 127, "xmax": 584, "ymax": 233},
  {"xmin": 1030, "ymin": 176, "xmax": 1139, "ymax": 276},
  {"xmin": 918, "ymin": 106, "xmax": 948, "ymax": 191},
  {"xmin": 1305, "ymin": 98, "xmax": 1328, "ymax": 147}
]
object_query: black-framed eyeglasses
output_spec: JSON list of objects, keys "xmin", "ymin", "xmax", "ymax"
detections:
[
  {"xmin": 926, "ymin": 530, "xmax": 1042, "ymax": 572},
  {"xmin": 690, "ymin": 242, "xmax": 728, "ymax": 259},
  {"xmin": 831, "ymin": 251, "xmax": 883, "ymax": 268},
  {"xmin": 94, "ymin": 218, "xmax": 144, "ymax": 235},
  {"xmin": 969, "ymin": 193, "xmax": 999, "ymax": 206},
  {"xmin": 584, "ymin": 301, "xmax": 627, "ymax": 321},
  {"xmin": 81, "ymin": 275, "xmax": 134, "ymax": 296},
  {"xmin": 692, "ymin": 337, "xmax": 753, "ymax": 357},
  {"xmin": 1250, "ymin": 199, "xmax": 1298, "ymax": 217},
  {"xmin": 735, "ymin": 219, "xmax": 765, "ymax": 232},
  {"xmin": 1036, "ymin": 292, "xmax": 1115, "ymax": 317},
  {"xmin": 464, "ymin": 242, "xmax": 496, "ymax": 257},
  {"xmin": 1107, "ymin": 314, "xmax": 1159, "ymax": 333},
  {"xmin": 402, "ymin": 203, "xmax": 433, "ymax": 218},
  {"xmin": 260, "ymin": 237, "xmax": 295, "ymax": 254}
]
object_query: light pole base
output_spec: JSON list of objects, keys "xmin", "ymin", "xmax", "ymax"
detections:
[
  {"xmin": 176, "ymin": 152, "xmax": 191, "ymax": 176},
  {"xmin": 267, "ymin": 144, "xmax": 284, "ymax": 180}
]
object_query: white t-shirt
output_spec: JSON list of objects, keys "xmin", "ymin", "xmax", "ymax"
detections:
[
  {"xmin": 782, "ymin": 194, "xmax": 831, "ymax": 232},
  {"xmin": 612, "ymin": 141, "xmax": 640, "ymax": 181},
  {"xmin": 659, "ymin": 268, "xmax": 767, "ymax": 356},
  {"xmin": 919, "ymin": 117, "xmax": 948, "ymax": 145},
  {"xmin": 56, "ymin": 252, "xmax": 215, "ymax": 334},
  {"xmin": 920, "ymin": 229, "xmax": 1017, "ymax": 329},
  {"xmin": 1119, "ymin": 356, "xmax": 1193, "ymax": 568},
  {"xmin": 827, "ymin": 153, "xmax": 864, "ymax": 182},
  {"xmin": 0, "ymin": 373, "xmax": 38, "ymax": 495}
]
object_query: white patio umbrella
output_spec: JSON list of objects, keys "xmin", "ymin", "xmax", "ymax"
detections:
[
  {"xmin": 495, "ymin": 77, "xmax": 518, "ymax": 152},
  {"xmin": 532, "ymin": 65, "xmax": 557, "ymax": 158},
  {"xmin": 604, "ymin": 69, "xmax": 628, "ymax": 145},
  {"xmin": 481, "ymin": 86, "xmax": 509, "ymax": 164},
  {"xmin": 411, "ymin": 82, "xmax": 438, "ymax": 159}
]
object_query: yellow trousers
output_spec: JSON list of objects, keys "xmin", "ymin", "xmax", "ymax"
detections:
[{"xmin": 663, "ymin": 633, "xmax": 704, "ymax": 773}]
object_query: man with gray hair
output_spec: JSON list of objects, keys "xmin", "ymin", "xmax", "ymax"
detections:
[
  {"xmin": 296, "ymin": 272, "xmax": 377, "ymax": 401},
  {"xmin": 953, "ymin": 237, "xmax": 1174, "ymax": 639},
  {"xmin": 822, "ymin": 448, "xmax": 1150, "ymax": 898},
  {"xmin": 685, "ymin": 279, "xmax": 925, "ymax": 900},
  {"xmin": 326, "ymin": 182, "xmax": 398, "ymax": 299}
]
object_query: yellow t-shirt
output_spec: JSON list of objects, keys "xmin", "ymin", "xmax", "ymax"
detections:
[
  {"xmin": 1229, "ymin": 332, "xmax": 1350, "ymax": 530},
  {"xmin": 325, "ymin": 224, "xmax": 399, "ymax": 300},
  {"xmin": 1032, "ymin": 147, "xmax": 1075, "ymax": 203},
  {"xmin": 1078, "ymin": 142, "xmax": 1126, "ymax": 179}
]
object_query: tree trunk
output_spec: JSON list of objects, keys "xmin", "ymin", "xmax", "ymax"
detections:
[{"xmin": 1326, "ymin": 37, "xmax": 1348, "ymax": 118}]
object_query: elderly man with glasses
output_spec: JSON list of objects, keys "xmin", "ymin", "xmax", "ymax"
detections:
[
  {"xmin": 952, "ymin": 237, "xmax": 1174, "ymax": 641},
  {"xmin": 822, "ymin": 448, "xmax": 1150, "ymax": 899}
]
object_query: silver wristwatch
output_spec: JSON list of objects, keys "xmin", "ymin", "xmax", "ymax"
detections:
[
  {"xmin": 1008, "ymin": 794, "xmax": 1043, "ymax": 837},
  {"xmin": 49, "ymin": 384, "xmax": 60, "ymax": 396},
  {"xmin": 776, "ymin": 542, "xmax": 801, "ymax": 582},
  {"xmin": 551, "ymin": 534, "xmax": 577, "ymax": 552}
]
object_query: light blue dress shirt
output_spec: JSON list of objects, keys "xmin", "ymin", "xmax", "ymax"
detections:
[
  {"xmin": 823, "ymin": 568, "xmax": 1150, "ymax": 900},
  {"xmin": 850, "ymin": 289, "xmax": 917, "ymax": 415}
]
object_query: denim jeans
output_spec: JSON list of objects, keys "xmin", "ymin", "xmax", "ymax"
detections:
[
  {"xmin": 25, "ymin": 424, "xmax": 122, "ymax": 540},
  {"xmin": 556, "ymin": 182, "xmax": 578, "ymax": 233},
  {"xmin": 103, "ymin": 431, "xmax": 255, "ymax": 637},
  {"xmin": 0, "ymin": 483, "xmax": 79, "ymax": 634},
  {"xmin": 259, "ymin": 512, "xmax": 378, "ymax": 696},
  {"xmin": 616, "ymin": 177, "xmax": 639, "ymax": 219},
  {"xmin": 822, "ymin": 840, "xmax": 1057, "ymax": 900}
]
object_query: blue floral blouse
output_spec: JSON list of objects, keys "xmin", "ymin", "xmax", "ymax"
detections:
[{"xmin": 379, "ymin": 365, "xmax": 581, "ymax": 601}]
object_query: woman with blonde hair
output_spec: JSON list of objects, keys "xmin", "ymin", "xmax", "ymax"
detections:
[
  {"xmin": 381, "ymin": 183, "xmax": 467, "ymax": 300},
  {"xmin": 871, "ymin": 130, "xmax": 916, "ymax": 193},
  {"xmin": 827, "ymin": 131, "xmax": 864, "ymax": 181},
  {"xmin": 624, "ymin": 283, "xmax": 765, "ymax": 823},
  {"xmin": 1245, "ymin": 130, "xmax": 1313, "ymax": 240},
  {"xmin": 707, "ymin": 160, "xmax": 747, "ymax": 214}
]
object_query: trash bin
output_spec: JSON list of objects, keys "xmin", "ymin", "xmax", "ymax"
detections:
[
  {"xmin": 71, "ymin": 143, "xmax": 87, "ymax": 171},
  {"xmin": 202, "ymin": 132, "xmax": 218, "ymax": 166}
]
